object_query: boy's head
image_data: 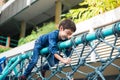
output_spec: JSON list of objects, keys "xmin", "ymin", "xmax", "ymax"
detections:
[{"xmin": 58, "ymin": 19, "xmax": 76, "ymax": 40}]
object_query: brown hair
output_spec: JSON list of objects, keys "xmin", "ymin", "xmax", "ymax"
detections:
[{"xmin": 58, "ymin": 19, "xmax": 76, "ymax": 32}]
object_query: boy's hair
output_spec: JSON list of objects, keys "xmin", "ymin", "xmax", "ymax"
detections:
[{"xmin": 58, "ymin": 19, "xmax": 76, "ymax": 32}]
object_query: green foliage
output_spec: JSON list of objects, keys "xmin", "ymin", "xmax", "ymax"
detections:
[
  {"xmin": 18, "ymin": 22, "xmax": 56, "ymax": 45},
  {"xmin": 0, "ymin": 47, "xmax": 10, "ymax": 54},
  {"xmin": 61, "ymin": 0, "xmax": 120, "ymax": 23},
  {"xmin": 17, "ymin": 0, "xmax": 120, "ymax": 45}
]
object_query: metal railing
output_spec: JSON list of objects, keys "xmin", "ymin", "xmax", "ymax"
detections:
[{"xmin": 0, "ymin": 36, "xmax": 18, "ymax": 47}]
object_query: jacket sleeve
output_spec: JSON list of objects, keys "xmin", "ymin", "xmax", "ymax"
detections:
[{"xmin": 48, "ymin": 33, "xmax": 59, "ymax": 55}]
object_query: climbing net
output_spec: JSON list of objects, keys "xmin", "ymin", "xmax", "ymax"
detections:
[{"xmin": 0, "ymin": 22, "xmax": 120, "ymax": 80}]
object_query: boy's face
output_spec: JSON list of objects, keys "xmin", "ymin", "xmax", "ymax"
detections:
[{"xmin": 59, "ymin": 26, "xmax": 74, "ymax": 40}]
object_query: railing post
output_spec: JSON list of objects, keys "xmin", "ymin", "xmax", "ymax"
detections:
[{"xmin": 6, "ymin": 36, "xmax": 10, "ymax": 47}]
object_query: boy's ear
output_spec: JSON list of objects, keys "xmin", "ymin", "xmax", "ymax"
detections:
[{"xmin": 59, "ymin": 26, "xmax": 64, "ymax": 31}]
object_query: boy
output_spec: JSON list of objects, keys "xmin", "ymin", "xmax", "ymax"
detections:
[{"xmin": 19, "ymin": 19, "xmax": 76, "ymax": 80}]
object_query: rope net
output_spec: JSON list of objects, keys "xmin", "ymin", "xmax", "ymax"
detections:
[{"xmin": 0, "ymin": 22, "xmax": 120, "ymax": 80}]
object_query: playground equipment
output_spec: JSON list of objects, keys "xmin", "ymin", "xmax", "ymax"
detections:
[{"xmin": 0, "ymin": 22, "xmax": 120, "ymax": 80}]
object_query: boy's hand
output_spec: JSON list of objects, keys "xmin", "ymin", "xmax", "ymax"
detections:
[
  {"xmin": 54, "ymin": 54, "xmax": 71, "ymax": 64},
  {"xmin": 68, "ymin": 35, "xmax": 72, "ymax": 39},
  {"xmin": 63, "ymin": 57, "xmax": 71, "ymax": 64}
]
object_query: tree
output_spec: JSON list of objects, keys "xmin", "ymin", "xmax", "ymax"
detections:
[{"xmin": 62, "ymin": 0, "xmax": 120, "ymax": 23}]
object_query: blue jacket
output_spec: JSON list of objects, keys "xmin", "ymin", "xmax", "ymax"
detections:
[
  {"xmin": 36, "ymin": 30, "xmax": 60, "ymax": 55},
  {"xmin": 35, "ymin": 30, "xmax": 71, "ymax": 56}
]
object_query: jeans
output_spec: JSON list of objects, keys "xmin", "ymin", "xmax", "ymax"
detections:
[
  {"xmin": 23, "ymin": 42, "xmax": 59, "ymax": 77},
  {"xmin": 24, "ymin": 41, "xmax": 42, "ymax": 77},
  {"xmin": 42, "ymin": 53, "xmax": 59, "ymax": 70},
  {"xmin": 23, "ymin": 40, "xmax": 71, "ymax": 77}
]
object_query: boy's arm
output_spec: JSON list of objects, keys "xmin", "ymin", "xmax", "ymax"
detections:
[{"xmin": 54, "ymin": 53, "xmax": 71, "ymax": 64}]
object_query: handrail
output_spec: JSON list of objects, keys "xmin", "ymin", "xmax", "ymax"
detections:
[{"xmin": 39, "ymin": 22, "xmax": 120, "ymax": 55}]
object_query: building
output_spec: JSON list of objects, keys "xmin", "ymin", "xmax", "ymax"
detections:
[{"xmin": 0, "ymin": 0, "xmax": 83, "ymax": 47}]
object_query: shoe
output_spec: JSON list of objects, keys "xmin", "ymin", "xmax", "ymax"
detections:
[
  {"xmin": 19, "ymin": 75, "xmax": 27, "ymax": 80},
  {"xmin": 41, "ymin": 70, "xmax": 46, "ymax": 77}
]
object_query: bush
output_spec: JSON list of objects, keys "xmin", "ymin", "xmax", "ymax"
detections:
[
  {"xmin": 0, "ymin": 47, "xmax": 10, "ymax": 54},
  {"xmin": 18, "ymin": 22, "xmax": 56, "ymax": 45}
]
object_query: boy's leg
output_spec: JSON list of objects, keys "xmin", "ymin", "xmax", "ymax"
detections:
[
  {"xmin": 40, "ymin": 54, "xmax": 54, "ymax": 77},
  {"xmin": 19, "ymin": 44, "xmax": 42, "ymax": 80},
  {"xmin": 24, "ymin": 48, "xmax": 40, "ymax": 77},
  {"xmin": 41, "ymin": 54, "xmax": 59, "ymax": 77},
  {"xmin": 43, "ymin": 54, "xmax": 55, "ymax": 70}
]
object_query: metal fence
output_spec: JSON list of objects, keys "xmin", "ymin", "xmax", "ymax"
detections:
[{"xmin": 0, "ymin": 36, "xmax": 18, "ymax": 47}]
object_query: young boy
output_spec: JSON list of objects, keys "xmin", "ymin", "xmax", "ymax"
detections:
[{"xmin": 19, "ymin": 19, "xmax": 76, "ymax": 80}]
